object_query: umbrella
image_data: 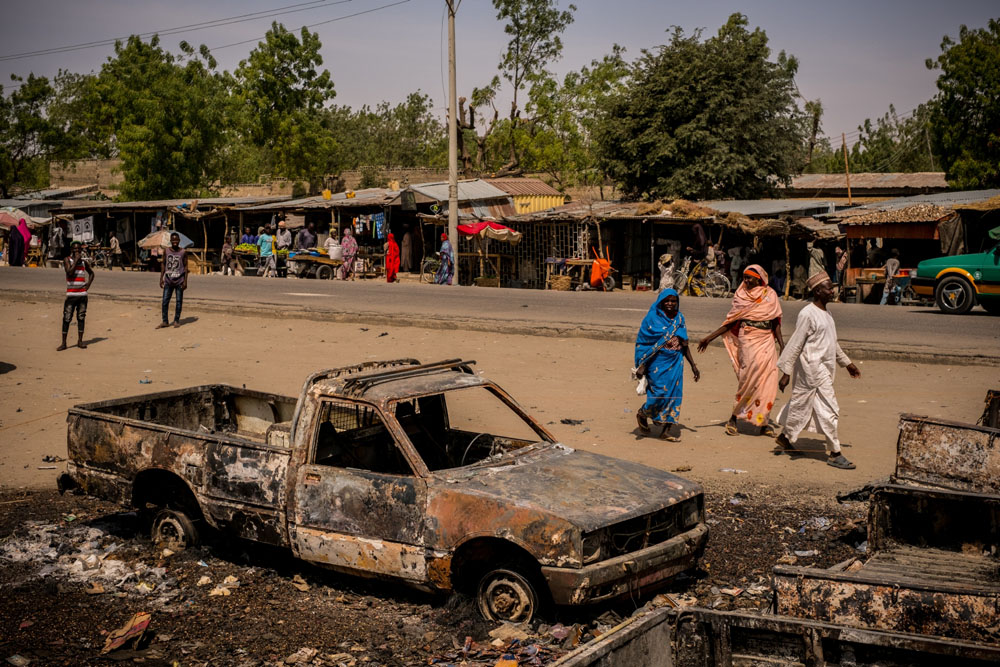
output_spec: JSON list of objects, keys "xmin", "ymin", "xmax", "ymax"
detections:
[
  {"xmin": 0, "ymin": 208, "xmax": 47, "ymax": 229},
  {"xmin": 137, "ymin": 229, "xmax": 195, "ymax": 249}
]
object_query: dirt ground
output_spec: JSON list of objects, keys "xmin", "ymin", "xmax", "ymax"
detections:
[
  {"xmin": 0, "ymin": 297, "xmax": 993, "ymax": 665},
  {"xmin": 0, "ymin": 297, "xmax": 992, "ymax": 493}
]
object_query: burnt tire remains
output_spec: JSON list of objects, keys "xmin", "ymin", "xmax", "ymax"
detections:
[
  {"xmin": 151, "ymin": 508, "xmax": 200, "ymax": 549},
  {"xmin": 476, "ymin": 566, "xmax": 540, "ymax": 623}
]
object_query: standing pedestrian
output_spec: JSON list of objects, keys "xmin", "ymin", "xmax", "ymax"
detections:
[
  {"xmin": 109, "ymin": 231, "xmax": 125, "ymax": 270},
  {"xmin": 275, "ymin": 219, "xmax": 292, "ymax": 277},
  {"xmin": 435, "ymin": 232, "xmax": 454, "ymax": 285},
  {"xmin": 400, "ymin": 225, "xmax": 414, "ymax": 273},
  {"xmin": 697, "ymin": 265, "xmax": 783, "ymax": 436},
  {"xmin": 8, "ymin": 219, "xmax": 29, "ymax": 266},
  {"xmin": 833, "ymin": 245, "xmax": 847, "ymax": 287},
  {"xmin": 806, "ymin": 241, "xmax": 826, "ymax": 279},
  {"xmin": 634, "ymin": 289, "xmax": 700, "ymax": 442},
  {"xmin": 296, "ymin": 222, "xmax": 317, "ymax": 251},
  {"xmin": 339, "ymin": 227, "xmax": 357, "ymax": 280},
  {"xmin": 728, "ymin": 246, "xmax": 747, "ymax": 287},
  {"xmin": 384, "ymin": 233, "xmax": 400, "ymax": 283},
  {"xmin": 880, "ymin": 249, "xmax": 901, "ymax": 306},
  {"xmin": 221, "ymin": 235, "xmax": 235, "ymax": 276},
  {"xmin": 774, "ymin": 271, "xmax": 861, "ymax": 469},
  {"xmin": 157, "ymin": 232, "xmax": 188, "ymax": 329},
  {"xmin": 58, "ymin": 241, "xmax": 94, "ymax": 350}
]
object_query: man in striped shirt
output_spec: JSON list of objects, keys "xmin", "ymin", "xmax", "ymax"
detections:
[{"xmin": 58, "ymin": 241, "xmax": 94, "ymax": 351}]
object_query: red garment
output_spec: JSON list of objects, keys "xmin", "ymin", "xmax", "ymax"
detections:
[{"xmin": 385, "ymin": 233, "xmax": 400, "ymax": 283}]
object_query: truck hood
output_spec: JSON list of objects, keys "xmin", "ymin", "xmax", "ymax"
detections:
[
  {"xmin": 434, "ymin": 444, "xmax": 701, "ymax": 532},
  {"xmin": 917, "ymin": 250, "xmax": 994, "ymax": 276}
]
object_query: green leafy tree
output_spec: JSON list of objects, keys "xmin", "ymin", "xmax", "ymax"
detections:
[
  {"xmin": 594, "ymin": 14, "xmax": 808, "ymax": 200},
  {"xmin": 235, "ymin": 23, "xmax": 338, "ymax": 189},
  {"xmin": 333, "ymin": 92, "xmax": 446, "ymax": 170},
  {"xmin": 522, "ymin": 46, "xmax": 629, "ymax": 188},
  {"xmin": 0, "ymin": 74, "xmax": 61, "ymax": 197},
  {"xmin": 459, "ymin": 0, "xmax": 576, "ymax": 176},
  {"xmin": 88, "ymin": 36, "xmax": 230, "ymax": 199},
  {"xmin": 926, "ymin": 19, "xmax": 1000, "ymax": 189}
]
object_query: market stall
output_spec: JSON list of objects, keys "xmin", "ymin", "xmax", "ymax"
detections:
[{"xmin": 456, "ymin": 221, "xmax": 522, "ymax": 287}]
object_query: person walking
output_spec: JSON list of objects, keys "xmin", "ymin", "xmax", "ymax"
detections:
[
  {"xmin": 258, "ymin": 225, "xmax": 275, "ymax": 278},
  {"xmin": 697, "ymin": 265, "xmax": 784, "ymax": 436},
  {"xmin": 435, "ymin": 232, "xmax": 454, "ymax": 285},
  {"xmin": 57, "ymin": 241, "xmax": 94, "ymax": 350},
  {"xmin": 275, "ymin": 220, "xmax": 292, "ymax": 277},
  {"xmin": 157, "ymin": 232, "xmax": 188, "ymax": 329},
  {"xmin": 384, "ymin": 232, "xmax": 400, "ymax": 283},
  {"xmin": 400, "ymin": 225, "xmax": 414, "ymax": 273},
  {"xmin": 774, "ymin": 271, "xmax": 861, "ymax": 469},
  {"xmin": 296, "ymin": 222, "xmax": 317, "ymax": 251},
  {"xmin": 634, "ymin": 289, "xmax": 700, "ymax": 442}
]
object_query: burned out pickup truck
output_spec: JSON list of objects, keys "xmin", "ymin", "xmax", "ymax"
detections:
[{"xmin": 58, "ymin": 359, "xmax": 707, "ymax": 621}]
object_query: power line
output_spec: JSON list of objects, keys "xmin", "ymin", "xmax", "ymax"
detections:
[
  {"xmin": 0, "ymin": 0, "xmax": 350, "ymax": 63},
  {"xmin": 3, "ymin": 0, "xmax": 410, "ymax": 90}
]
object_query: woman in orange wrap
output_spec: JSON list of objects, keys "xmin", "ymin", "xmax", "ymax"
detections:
[{"xmin": 697, "ymin": 264, "xmax": 784, "ymax": 436}]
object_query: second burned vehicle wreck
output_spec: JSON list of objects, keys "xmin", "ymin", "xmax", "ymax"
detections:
[{"xmin": 58, "ymin": 359, "xmax": 708, "ymax": 622}]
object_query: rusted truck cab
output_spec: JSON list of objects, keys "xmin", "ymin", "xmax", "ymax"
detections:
[{"xmin": 60, "ymin": 359, "xmax": 707, "ymax": 621}]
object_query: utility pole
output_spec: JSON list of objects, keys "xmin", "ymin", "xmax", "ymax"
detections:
[
  {"xmin": 841, "ymin": 132, "xmax": 853, "ymax": 205},
  {"xmin": 446, "ymin": 0, "xmax": 459, "ymax": 284}
]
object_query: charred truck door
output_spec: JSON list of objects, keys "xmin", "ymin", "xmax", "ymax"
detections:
[{"xmin": 290, "ymin": 399, "xmax": 429, "ymax": 582}]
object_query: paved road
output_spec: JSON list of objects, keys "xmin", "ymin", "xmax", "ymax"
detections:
[{"xmin": 2, "ymin": 267, "xmax": 998, "ymax": 363}]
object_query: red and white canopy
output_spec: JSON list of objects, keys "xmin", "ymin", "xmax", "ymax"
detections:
[{"xmin": 456, "ymin": 221, "xmax": 522, "ymax": 244}]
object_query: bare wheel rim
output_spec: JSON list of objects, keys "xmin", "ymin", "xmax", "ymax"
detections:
[
  {"xmin": 941, "ymin": 284, "xmax": 969, "ymax": 310},
  {"xmin": 706, "ymin": 273, "xmax": 731, "ymax": 297},
  {"xmin": 154, "ymin": 516, "xmax": 186, "ymax": 547},
  {"xmin": 478, "ymin": 569, "xmax": 536, "ymax": 622}
]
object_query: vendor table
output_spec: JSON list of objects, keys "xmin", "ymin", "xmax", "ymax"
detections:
[{"xmin": 289, "ymin": 252, "xmax": 343, "ymax": 280}]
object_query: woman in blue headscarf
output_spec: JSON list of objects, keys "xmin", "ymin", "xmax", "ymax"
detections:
[{"xmin": 634, "ymin": 289, "xmax": 700, "ymax": 441}]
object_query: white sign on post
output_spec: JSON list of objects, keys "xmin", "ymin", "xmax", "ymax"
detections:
[{"xmin": 71, "ymin": 216, "xmax": 94, "ymax": 243}]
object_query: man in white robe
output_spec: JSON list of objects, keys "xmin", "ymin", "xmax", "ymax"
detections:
[{"xmin": 775, "ymin": 271, "xmax": 861, "ymax": 469}]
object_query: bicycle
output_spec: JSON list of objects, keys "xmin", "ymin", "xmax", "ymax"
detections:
[
  {"xmin": 670, "ymin": 256, "xmax": 731, "ymax": 297},
  {"xmin": 420, "ymin": 254, "xmax": 441, "ymax": 284},
  {"xmin": 85, "ymin": 245, "xmax": 111, "ymax": 270}
]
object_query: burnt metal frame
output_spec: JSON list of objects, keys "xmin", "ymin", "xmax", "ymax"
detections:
[{"xmin": 340, "ymin": 359, "xmax": 477, "ymax": 396}]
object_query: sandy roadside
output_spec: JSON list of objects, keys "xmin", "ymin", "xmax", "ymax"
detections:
[{"xmin": 0, "ymin": 297, "xmax": 992, "ymax": 495}]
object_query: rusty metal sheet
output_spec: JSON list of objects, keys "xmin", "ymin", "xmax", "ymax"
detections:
[
  {"xmin": 773, "ymin": 562, "xmax": 1000, "ymax": 645},
  {"xmin": 895, "ymin": 414, "xmax": 1000, "ymax": 493}
]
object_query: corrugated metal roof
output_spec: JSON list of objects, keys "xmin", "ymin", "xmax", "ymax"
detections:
[
  {"xmin": 15, "ymin": 184, "xmax": 100, "ymax": 200},
  {"xmin": 57, "ymin": 195, "xmax": 292, "ymax": 212},
  {"xmin": 408, "ymin": 179, "xmax": 510, "ymax": 202},
  {"xmin": 826, "ymin": 189, "xmax": 1000, "ymax": 222},
  {"xmin": 702, "ymin": 199, "xmax": 836, "ymax": 217},
  {"xmin": 785, "ymin": 172, "xmax": 949, "ymax": 191},
  {"xmin": 485, "ymin": 178, "xmax": 565, "ymax": 197}
]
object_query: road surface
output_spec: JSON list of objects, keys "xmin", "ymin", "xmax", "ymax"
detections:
[{"xmin": 2, "ymin": 266, "xmax": 997, "ymax": 364}]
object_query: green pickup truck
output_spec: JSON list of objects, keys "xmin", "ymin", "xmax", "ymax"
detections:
[{"xmin": 912, "ymin": 231, "xmax": 1000, "ymax": 315}]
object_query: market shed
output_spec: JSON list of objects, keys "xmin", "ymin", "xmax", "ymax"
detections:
[
  {"xmin": 55, "ymin": 195, "xmax": 290, "ymax": 272},
  {"xmin": 782, "ymin": 172, "xmax": 950, "ymax": 199}
]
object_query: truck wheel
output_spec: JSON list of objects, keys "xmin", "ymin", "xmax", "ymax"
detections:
[
  {"xmin": 151, "ymin": 508, "xmax": 199, "ymax": 549},
  {"xmin": 935, "ymin": 275, "xmax": 975, "ymax": 315},
  {"xmin": 476, "ymin": 566, "xmax": 540, "ymax": 623}
]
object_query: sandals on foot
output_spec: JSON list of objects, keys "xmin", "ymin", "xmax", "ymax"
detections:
[
  {"xmin": 827, "ymin": 454, "xmax": 856, "ymax": 469},
  {"xmin": 760, "ymin": 424, "xmax": 776, "ymax": 437},
  {"xmin": 773, "ymin": 433, "xmax": 794, "ymax": 454},
  {"xmin": 660, "ymin": 424, "xmax": 680, "ymax": 442},
  {"xmin": 636, "ymin": 410, "xmax": 650, "ymax": 433},
  {"xmin": 725, "ymin": 421, "xmax": 738, "ymax": 436}
]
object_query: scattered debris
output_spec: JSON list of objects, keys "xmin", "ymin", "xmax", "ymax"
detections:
[
  {"xmin": 41, "ymin": 455, "xmax": 65, "ymax": 463},
  {"xmin": 793, "ymin": 550, "xmax": 819, "ymax": 557},
  {"xmin": 101, "ymin": 611, "xmax": 151, "ymax": 654},
  {"xmin": 291, "ymin": 574, "xmax": 310, "ymax": 592},
  {"xmin": 672, "ymin": 465, "xmax": 692, "ymax": 473},
  {"xmin": 719, "ymin": 468, "xmax": 748, "ymax": 474},
  {"xmin": 196, "ymin": 576, "xmax": 212, "ymax": 587},
  {"xmin": 559, "ymin": 418, "xmax": 584, "ymax": 425},
  {"xmin": 6, "ymin": 655, "xmax": 31, "ymax": 667}
]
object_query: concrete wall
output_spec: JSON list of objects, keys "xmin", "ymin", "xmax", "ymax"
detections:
[{"xmin": 49, "ymin": 159, "xmax": 123, "ymax": 193}]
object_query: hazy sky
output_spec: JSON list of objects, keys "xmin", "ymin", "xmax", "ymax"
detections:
[{"xmin": 3, "ymin": 1, "xmax": 997, "ymax": 146}]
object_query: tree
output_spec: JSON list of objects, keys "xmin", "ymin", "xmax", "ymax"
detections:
[
  {"xmin": 88, "ymin": 35, "xmax": 230, "ymax": 199},
  {"xmin": 235, "ymin": 23, "xmax": 338, "ymax": 189},
  {"xmin": 520, "ymin": 46, "xmax": 629, "ymax": 188},
  {"xmin": 458, "ymin": 0, "xmax": 576, "ymax": 176},
  {"xmin": 594, "ymin": 14, "xmax": 808, "ymax": 200},
  {"xmin": 0, "ymin": 74, "xmax": 60, "ymax": 197},
  {"xmin": 926, "ymin": 19, "xmax": 1000, "ymax": 189}
]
